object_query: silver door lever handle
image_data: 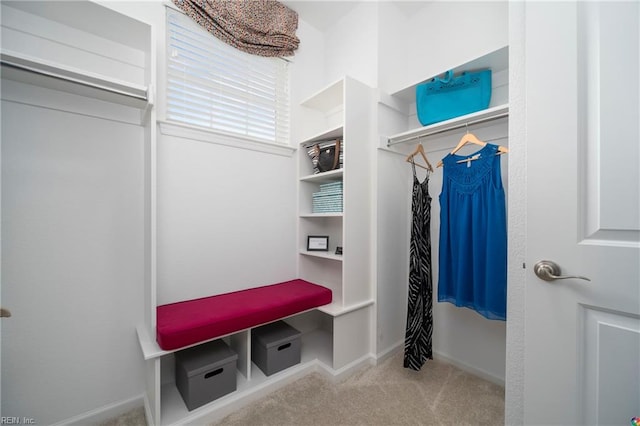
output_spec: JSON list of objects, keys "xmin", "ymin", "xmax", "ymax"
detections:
[{"xmin": 534, "ymin": 260, "xmax": 591, "ymax": 282}]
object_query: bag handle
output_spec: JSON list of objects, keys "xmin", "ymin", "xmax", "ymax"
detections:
[
  {"xmin": 331, "ymin": 139, "xmax": 341, "ymax": 170},
  {"xmin": 434, "ymin": 70, "xmax": 454, "ymax": 84}
]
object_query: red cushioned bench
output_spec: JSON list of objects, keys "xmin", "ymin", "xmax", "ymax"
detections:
[{"xmin": 156, "ymin": 279, "xmax": 332, "ymax": 351}]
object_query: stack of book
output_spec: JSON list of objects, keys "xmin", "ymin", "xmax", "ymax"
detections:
[{"xmin": 312, "ymin": 181, "xmax": 343, "ymax": 213}]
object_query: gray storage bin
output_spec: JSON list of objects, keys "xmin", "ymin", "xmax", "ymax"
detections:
[
  {"xmin": 251, "ymin": 321, "xmax": 301, "ymax": 376},
  {"xmin": 174, "ymin": 339, "xmax": 238, "ymax": 411}
]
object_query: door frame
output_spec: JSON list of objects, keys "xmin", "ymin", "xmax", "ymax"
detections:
[{"xmin": 504, "ymin": 1, "xmax": 527, "ymax": 423}]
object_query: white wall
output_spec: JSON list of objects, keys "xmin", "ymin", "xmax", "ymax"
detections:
[
  {"xmin": 374, "ymin": 147, "xmax": 412, "ymax": 355},
  {"xmin": 377, "ymin": 2, "xmax": 411, "ymax": 95},
  {"xmin": 1, "ymin": 81, "xmax": 146, "ymax": 424},
  {"xmin": 156, "ymin": 132, "xmax": 297, "ymax": 304},
  {"xmin": 322, "ymin": 2, "xmax": 379, "ymax": 89},
  {"xmin": 384, "ymin": 1, "xmax": 509, "ymax": 94},
  {"xmin": 102, "ymin": 1, "xmax": 301, "ymax": 306},
  {"xmin": 374, "ymin": 1, "xmax": 419, "ymax": 361},
  {"xmin": 290, "ymin": 19, "xmax": 326, "ymax": 105},
  {"xmin": 288, "ymin": 18, "xmax": 326, "ymax": 146}
]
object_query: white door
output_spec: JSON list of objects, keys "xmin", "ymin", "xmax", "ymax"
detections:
[{"xmin": 524, "ymin": 2, "xmax": 640, "ymax": 425}]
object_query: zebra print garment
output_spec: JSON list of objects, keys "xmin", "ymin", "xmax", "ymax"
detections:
[{"xmin": 403, "ymin": 160, "xmax": 433, "ymax": 371}]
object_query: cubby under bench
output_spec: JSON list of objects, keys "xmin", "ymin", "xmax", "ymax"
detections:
[{"xmin": 136, "ymin": 279, "xmax": 337, "ymax": 425}]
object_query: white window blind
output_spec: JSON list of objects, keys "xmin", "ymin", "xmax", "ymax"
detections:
[{"xmin": 166, "ymin": 8, "xmax": 290, "ymax": 145}]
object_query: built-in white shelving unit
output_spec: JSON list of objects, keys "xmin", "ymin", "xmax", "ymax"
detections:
[
  {"xmin": 387, "ymin": 103, "xmax": 509, "ymax": 147},
  {"xmin": 374, "ymin": 44, "xmax": 510, "ymax": 374},
  {"xmin": 382, "ymin": 45, "xmax": 509, "ymax": 150},
  {"xmin": 300, "ymin": 250, "xmax": 344, "ymax": 261},
  {"xmin": 1, "ymin": 1, "xmax": 160, "ymax": 424},
  {"xmin": 297, "ymin": 75, "xmax": 375, "ymax": 370},
  {"xmin": 127, "ymin": 75, "xmax": 377, "ymax": 426},
  {"xmin": 390, "ymin": 46, "xmax": 508, "ymax": 102},
  {"xmin": 135, "ymin": 311, "xmax": 334, "ymax": 425},
  {"xmin": 0, "ymin": 1, "xmax": 153, "ymax": 116}
]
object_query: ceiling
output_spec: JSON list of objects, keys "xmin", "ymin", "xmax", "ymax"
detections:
[{"xmin": 282, "ymin": 1, "xmax": 429, "ymax": 31}]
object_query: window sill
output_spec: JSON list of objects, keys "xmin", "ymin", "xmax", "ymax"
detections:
[{"xmin": 158, "ymin": 120, "xmax": 296, "ymax": 157}]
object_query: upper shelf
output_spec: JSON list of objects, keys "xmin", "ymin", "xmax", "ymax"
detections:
[
  {"xmin": 1, "ymin": 0, "xmax": 152, "ymax": 108},
  {"xmin": 299, "ymin": 125, "xmax": 343, "ymax": 147},
  {"xmin": 383, "ymin": 45, "xmax": 510, "ymax": 147},
  {"xmin": 387, "ymin": 104, "xmax": 509, "ymax": 147},
  {"xmin": 300, "ymin": 78, "xmax": 344, "ymax": 113},
  {"xmin": 2, "ymin": 1, "xmax": 150, "ymax": 53},
  {"xmin": 1, "ymin": 51, "xmax": 150, "ymax": 109},
  {"xmin": 390, "ymin": 46, "xmax": 509, "ymax": 103}
]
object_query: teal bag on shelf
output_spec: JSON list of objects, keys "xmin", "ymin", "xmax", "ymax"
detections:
[{"xmin": 416, "ymin": 69, "xmax": 492, "ymax": 126}]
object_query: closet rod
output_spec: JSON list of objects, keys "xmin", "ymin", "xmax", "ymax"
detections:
[
  {"xmin": 387, "ymin": 111, "xmax": 508, "ymax": 147},
  {"xmin": 0, "ymin": 53, "xmax": 148, "ymax": 102}
]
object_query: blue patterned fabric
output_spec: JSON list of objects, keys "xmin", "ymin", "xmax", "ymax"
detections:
[{"xmin": 438, "ymin": 143, "xmax": 507, "ymax": 320}]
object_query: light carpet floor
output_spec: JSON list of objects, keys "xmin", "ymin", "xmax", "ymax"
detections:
[{"xmin": 103, "ymin": 351, "xmax": 505, "ymax": 426}]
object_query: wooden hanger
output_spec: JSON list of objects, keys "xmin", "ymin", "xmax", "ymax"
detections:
[
  {"xmin": 406, "ymin": 143, "xmax": 433, "ymax": 172},
  {"xmin": 436, "ymin": 130, "xmax": 508, "ymax": 168}
]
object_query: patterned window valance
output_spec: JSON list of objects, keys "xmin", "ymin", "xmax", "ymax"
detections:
[{"xmin": 172, "ymin": 0, "xmax": 300, "ymax": 57}]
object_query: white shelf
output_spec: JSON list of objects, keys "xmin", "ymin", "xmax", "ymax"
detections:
[
  {"xmin": 299, "ymin": 212, "xmax": 343, "ymax": 218},
  {"xmin": 317, "ymin": 300, "xmax": 375, "ymax": 317},
  {"xmin": 1, "ymin": 0, "xmax": 152, "ymax": 109},
  {"xmin": 300, "ymin": 250, "xmax": 343, "ymax": 262},
  {"xmin": 295, "ymin": 76, "xmax": 374, "ymax": 396},
  {"xmin": 1, "ymin": 50, "xmax": 150, "ymax": 109},
  {"xmin": 300, "ymin": 78, "xmax": 344, "ymax": 113},
  {"xmin": 3, "ymin": 1, "xmax": 150, "ymax": 53},
  {"xmin": 158, "ymin": 329, "xmax": 332, "ymax": 425},
  {"xmin": 387, "ymin": 103, "xmax": 509, "ymax": 147},
  {"xmin": 300, "ymin": 169, "xmax": 343, "ymax": 183},
  {"xmin": 300, "ymin": 329, "xmax": 333, "ymax": 365},
  {"xmin": 299, "ymin": 125, "xmax": 343, "ymax": 146},
  {"xmin": 390, "ymin": 45, "xmax": 509, "ymax": 102}
]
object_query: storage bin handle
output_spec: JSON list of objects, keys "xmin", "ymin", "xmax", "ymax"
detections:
[
  {"xmin": 277, "ymin": 343, "xmax": 291, "ymax": 351},
  {"xmin": 204, "ymin": 368, "xmax": 223, "ymax": 379}
]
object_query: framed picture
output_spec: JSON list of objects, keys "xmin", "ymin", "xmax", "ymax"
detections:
[{"xmin": 307, "ymin": 236, "xmax": 329, "ymax": 251}]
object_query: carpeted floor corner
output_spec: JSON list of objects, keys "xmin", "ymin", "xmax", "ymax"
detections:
[
  {"xmin": 104, "ymin": 351, "xmax": 504, "ymax": 425},
  {"xmin": 99, "ymin": 406, "xmax": 147, "ymax": 426},
  {"xmin": 212, "ymin": 351, "xmax": 504, "ymax": 426}
]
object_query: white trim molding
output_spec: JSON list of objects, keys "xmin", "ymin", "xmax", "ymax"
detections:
[{"xmin": 158, "ymin": 120, "xmax": 296, "ymax": 157}]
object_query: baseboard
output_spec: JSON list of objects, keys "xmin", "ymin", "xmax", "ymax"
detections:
[
  {"xmin": 376, "ymin": 342, "xmax": 505, "ymax": 387},
  {"xmin": 143, "ymin": 393, "xmax": 154, "ymax": 426},
  {"xmin": 374, "ymin": 340, "xmax": 404, "ymax": 364},
  {"xmin": 433, "ymin": 350, "xmax": 505, "ymax": 387},
  {"xmin": 50, "ymin": 394, "xmax": 145, "ymax": 426},
  {"xmin": 317, "ymin": 353, "xmax": 375, "ymax": 382}
]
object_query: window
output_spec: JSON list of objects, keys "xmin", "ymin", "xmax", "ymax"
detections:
[{"xmin": 166, "ymin": 8, "xmax": 290, "ymax": 146}]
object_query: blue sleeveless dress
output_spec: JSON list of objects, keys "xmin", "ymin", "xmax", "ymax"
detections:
[{"xmin": 438, "ymin": 143, "xmax": 507, "ymax": 320}]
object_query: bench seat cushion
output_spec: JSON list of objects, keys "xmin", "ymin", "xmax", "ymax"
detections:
[{"xmin": 156, "ymin": 279, "xmax": 332, "ymax": 350}]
